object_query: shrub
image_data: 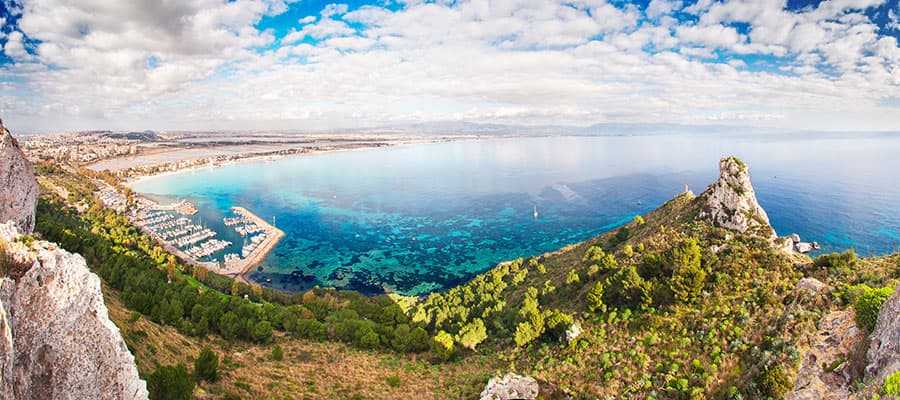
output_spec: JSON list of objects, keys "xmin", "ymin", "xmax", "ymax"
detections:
[
  {"xmin": 566, "ymin": 269, "xmax": 580, "ymax": 285},
  {"xmin": 431, "ymin": 330, "xmax": 454, "ymax": 361},
  {"xmin": 883, "ymin": 369, "xmax": 900, "ymax": 396},
  {"xmin": 456, "ymin": 318, "xmax": 488, "ymax": 350},
  {"xmin": 514, "ymin": 321, "xmax": 541, "ymax": 347},
  {"xmin": 623, "ymin": 244, "xmax": 634, "ymax": 258},
  {"xmin": 194, "ymin": 345, "xmax": 219, "ymax": 382},
  {"xmin": 634, "ymin": 215, "xmax": 645, "ymax": 225},
  {"xmin": 855, "ymin": 285, "xmax": 894, "ymax": 331},
  {"xmin": 756, "ymin": 366, "xmax": 791, "ymax": 398},
  {"xmin": 670, "ymin": 238, "xmax": 706, "ymax": 304},
  {"xmin": 587, "ymin": 281, "xmax": 605, "ymax": 312},
  {"xmin": 271, "ymin": 344, "xmax": 284, "ymax": 361},
  {"xmin": 386, "ymin": 374, "xmax": 401, "ymax": 387},
  {"xmin": 148, "ymin": 364, "xmax": 194, "ymax": 400}
]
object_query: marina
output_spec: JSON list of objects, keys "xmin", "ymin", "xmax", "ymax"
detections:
[{"xmin": 110, "ymin": 189, "xmax": 283, "ymax": 281}]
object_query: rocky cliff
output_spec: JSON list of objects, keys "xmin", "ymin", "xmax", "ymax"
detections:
[
  {"xmin": 698, "ymin": 156, "xmax": 776, "ymax": 239},
  {"xmin": 0, "ymin": 119, "xmax": 38, "ymax": 234},
  {"xmin": 0, "ymin": 222, "xmax": 148, "ymax": 399}
]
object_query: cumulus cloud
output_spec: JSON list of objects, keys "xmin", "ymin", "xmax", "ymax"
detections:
[
  {"xmin": 0, "ymin": 0, "xmax": 898, "ymax": 132},
  {"xmin": 645, "ymin": 0, "xmax": 681, "ymax": 19}
]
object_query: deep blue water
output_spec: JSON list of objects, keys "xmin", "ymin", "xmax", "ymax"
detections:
[{"xmin": 132, "ymin": 134, "xmax": 900, "ymax": 295}]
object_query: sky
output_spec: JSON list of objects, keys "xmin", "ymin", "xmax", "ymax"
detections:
[{"xmin": 0, "ymin": 0, "xmax": 898, "ymax": 133}]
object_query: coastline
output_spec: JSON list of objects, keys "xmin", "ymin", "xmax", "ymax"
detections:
[
  {"xmin": 219, "ymin": 206, "xmax": 285, "ymax": 285},
  {"xmin": 114, "ymin": 137, "xmax": 479, "ymax": 188}
]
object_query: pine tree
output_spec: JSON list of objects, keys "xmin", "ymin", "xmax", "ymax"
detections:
[{"xmin": 194, "ymin": 346, "xmax": 219, "ymax": 382}]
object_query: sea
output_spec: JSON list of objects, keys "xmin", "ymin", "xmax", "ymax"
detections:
[{"xmin": 131, "ymin": 133, "xmax": 900, "ymax": 296}]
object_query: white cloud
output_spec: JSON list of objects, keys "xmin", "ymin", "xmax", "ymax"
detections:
[
  {"xmin": 676, "ymin": 24, "xmax": 743, "ymax": 49},
  {"xmin": 645, "ymin": 0, "xmax": 680, "ymax": 19},
  {"xmin": 2, "ymin": 31, "xmax": 30, "ymax": 59},
  {"xmin": 322, "ymin": 3, "xmax": 349, "ymax": 17},
  {"xmin": 1, "ymin": 0, "xmax": 899, "ymax": 132}
]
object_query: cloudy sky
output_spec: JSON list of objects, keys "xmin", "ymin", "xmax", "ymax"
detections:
[{"xmin": 0, "ymin": 0, "xmax": 898, "ymax": 133}]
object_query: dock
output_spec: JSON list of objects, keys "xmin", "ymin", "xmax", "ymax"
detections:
[{"xmin": 219, "ymin": 206, "xmax": 285, "ymax": 283}]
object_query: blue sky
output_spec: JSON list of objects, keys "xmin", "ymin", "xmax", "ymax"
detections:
[{"xmin": 0, "ymin": 0, "xmax": 899, "ymax": 132}]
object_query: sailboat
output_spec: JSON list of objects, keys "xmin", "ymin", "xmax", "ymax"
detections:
[{"xmin": 533, "ymin": 205, "xmax": 539, "ymax": 219}]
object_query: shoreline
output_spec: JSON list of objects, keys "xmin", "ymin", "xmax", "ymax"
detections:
[
  {"xmin": 113, "ymin": 137, "xmax": 481, "ymax": 188},
  {"xmin": 219, "ymin": 206, "xmax": 285, "ymax": 285}
]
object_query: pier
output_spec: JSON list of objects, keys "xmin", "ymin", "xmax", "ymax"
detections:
[{"xmin": 219, "ymin": 206, "xmax": 285, "ymax": 283}]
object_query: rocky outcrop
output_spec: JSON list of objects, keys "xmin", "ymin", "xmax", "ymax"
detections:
[
  {"xmin": 786, "ymin": 310, "xmax": 864, "ymax": 400},
  {"xmin": 565, "ymin": 323, "xmax": 582, "ymax": 345},
  {"xmin": 865, "ymin": 283, "xmax": 900, "ymax": 388},
  {"xmin": 0, "ymin": 222, "xmax": 148, "ymax": 400},
  {"xmin": 698, "ymin": 156, "xmax": 776, "ymax": 239},
  {"xmin": 0, "ymin": 119, "xmax": 38, "ymax": 234},
  {"xmin": 480, "ymin": 372, "xmax": 539, "ymax": 400}
]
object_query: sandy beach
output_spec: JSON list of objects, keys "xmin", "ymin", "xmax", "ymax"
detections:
[{"xmin": 218, "ymin": 206, "xmax": 285, "ymax": 284}]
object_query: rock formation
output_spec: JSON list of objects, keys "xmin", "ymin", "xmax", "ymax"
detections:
[
  {"xmin": 786, "ymin": 310, "xmax": 864, "ymax": 400},
  {"xmin": 479, "ymin": 372, "xmax": 539, "ymax": 400},
  {"xmin": 865, "ymin": 283, "xmax": 900, "ymax": 388},
  {"xmin": 0, "ymin": 119, "xmax": 38, "ymax": 234},
  {"xmin": 0, "ymin": 222, "xmax": 148, "ymax": 400},
  {"xmin": 698, "ymin": 156, "xmax": 776, "ymax": 239}
]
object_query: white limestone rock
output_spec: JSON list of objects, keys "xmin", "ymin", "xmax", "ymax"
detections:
[
  {"xmin": 565, "ymin": 323, "xmax": 582, "ymax": 345},
  {"xmin": 480, "ymin": 372, "xmax": 539, "ymax": 400},
  {"xmin": 698, "ymin": 157, "xmax": 775, "ymax": 239},
  {"xmin": 0, "ymin": 222, "xmax": 148, "ymax": 400},
  {"xmin": 0, "ymin": 119, "xmax": 38, "ymax": 234}
]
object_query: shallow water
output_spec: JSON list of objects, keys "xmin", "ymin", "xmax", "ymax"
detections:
[{"xmin": 132, "ymin": 133, "xmax": 900, "ymax": 295}]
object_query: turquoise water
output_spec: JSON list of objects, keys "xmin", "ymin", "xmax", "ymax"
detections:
[{"xmin": 132, "ymin": 134, "xmax": 900, "ymax": 295}]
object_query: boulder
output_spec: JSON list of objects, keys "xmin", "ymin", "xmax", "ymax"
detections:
[
  {"xmin": 0, "ymin": 222, "xmax": 148, "ymax": 399},
  {"xmin": 791, "ymin": 234, "xmax": 802, "ymax": 243},
  {"xmin": 698, "ymin": 156, "xmax": 775, "ymax": 239},
  {"xmin": 565, "ymin": 323, "xmax": 582, "ymax": 345},
  {"xmin": 795, "ymin": 277, "xmax": 828, "ymax": 296},
  {"xmin": 773, "ymin": 237, "xmax": 794, "ymax": 253},
  {"xmin": 480, "ymin": 372, "xmax": 539, "ymax": 400},
  {"xmin": 0, "ymin": 119, "xmax": 38, "ymax": 234},
  {"xmin": 786, "ymin": 310, "xmax": 864, "ymax": 400},
  {"xmin": 865, "ymin": 283, "xmax": 900, "ymax": 388},
  {"xmin": 796, "ymin": 242, "xmax": 820, "ymax": 254}
]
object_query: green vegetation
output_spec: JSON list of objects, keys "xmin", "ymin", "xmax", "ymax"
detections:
[
  {"xmin": 431, "ymin": 331, "xmax": 454, "ymax": 361},
  {"xmin": 194, "ymin": 346, "xmax": 219, "ymax": 383},
  {"xmin": 854, "ymin": 284, "xmax": 894, "ymax": 331},
  {"xmin": 883, "ymin": 369, "xmax": 900, "ymax": 396},
  {"xmin": 147, "ymin": 364, "xmax": 194, "ymax": 400}
]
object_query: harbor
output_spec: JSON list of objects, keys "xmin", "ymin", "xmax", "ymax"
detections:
[{"xmin": 122, "ymin": 192, "xmax": 283, "ymax": 282}]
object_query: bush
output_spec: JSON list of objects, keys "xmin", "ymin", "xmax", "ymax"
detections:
[
  {"xmin": 455, "ymin": 318, "xmax": 488, "ymax": 350},
  {"xmin": 271, "ymin": 345, "xmax": 284, "ymax": 361},
  {"xmin": 431, "ymin": 330, "xmax": 454, "ymax": 361},
  {"xmin": 194, "ymin": 346, "xmax": 219, "ymax": 382},
  {"xmin": 148, "ymin": 364, "xmax": 194, "ymax": 400},
  {"xmin": 855, "ymin": 285, "xmax": 894, "ymax": 331},
  {"xmin": 670, "ymin": 238, "xmax": 706, "ymax": 304},
  {"xmin": 566, "ymin": 269, "xmax": 580, "ymax": 285},
  {"xmin": 883, "ymin": 369, "xmax": 900, "ymax": 396},
  {"xmin": 756, "ymin": 366, "xmax": 791, "ymax": 398},
  {"xmin": 587, "ymin": 281, "xmax": 604, "ymax": 312},
  {"xmin": 386, "ymin": 374, "xmax": 401, "ymax": 387}
]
